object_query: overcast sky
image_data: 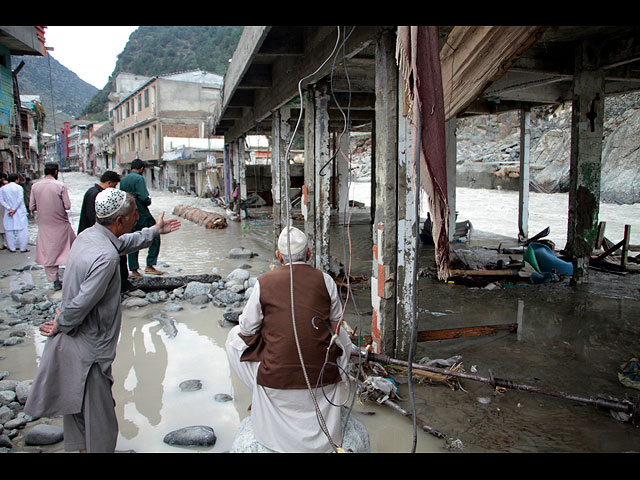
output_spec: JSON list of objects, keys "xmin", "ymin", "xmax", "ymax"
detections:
[{"xmin": 43, "ymin": 26, "xmax": 139, "ymax": 89}]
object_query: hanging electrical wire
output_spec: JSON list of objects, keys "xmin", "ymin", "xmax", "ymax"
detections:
[{"xmin": 281, "ymin": 25, "xmax": 344, "ymax": 453}]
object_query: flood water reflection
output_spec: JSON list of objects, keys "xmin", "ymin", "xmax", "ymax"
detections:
[{"xmin": 5, "ymin": 171, "xmax": 638, "ymax": 453}]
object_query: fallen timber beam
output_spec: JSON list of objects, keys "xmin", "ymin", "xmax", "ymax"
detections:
[
  {"xmin": 448, "ymin": 269, "xmax": 519, "ymax": 277},
  {"xmin": 417, "ymin": 323, "xmax": 518, "ymax": 342},
  {"xmin": 354, "ymin": 351, "xmax": 639, "ymax": 424},
  {"xmin": 129, "ymin": 274, "xmax": 222, "ymax": 291}
]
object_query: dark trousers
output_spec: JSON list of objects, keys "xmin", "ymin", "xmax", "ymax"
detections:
[
  {"xmin": 127, "ymin": 232, "xmax": 160, "ymax": 270},
  {"xmin": 126, "ymin": 222, "xmax": 160, "ymax": 271}
]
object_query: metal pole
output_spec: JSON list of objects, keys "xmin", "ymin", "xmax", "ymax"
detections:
[{"xmin": 356, "ymin": 351, "xmax": 639, "ymax": 422}]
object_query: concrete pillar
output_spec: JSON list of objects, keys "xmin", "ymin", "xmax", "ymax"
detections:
[
  {"xmin": 303, "ymin": 87, "xmax": 317, "ymax": 268},
  {"xmin": 445, "ymin": 117, "xmax": 457, "ymax": 242},
  {"xmin": 314, "ymin": 83, "xmax": 331, "ymax": 272},
  {"xmin": 237, "ymin": 137, "xmax": 247, "ymax": 217},
  {"xmin": 395, "ymin": 71, "xmax": 418, "ymax": 361},
  {"xmin": 224, "ymin": 144, "xmax": 232, "ymax": 203},
  {"xmin": 371, "ymin": 29, "xmax": 398, "ymax": 356},
  {"xmin": 336, "ymin": 132, "xmax": 351, "ymax": 223},
  {"xmin": 271, "ymin": 107, "xmax": 291, "ymax": 253},
  {"xmin": 566, "ymin": 40, "xmax": 605, "ymax": 284},
  {"xmin": 518, "ymin": 107, "xmax": 531, "ymax": 241}
]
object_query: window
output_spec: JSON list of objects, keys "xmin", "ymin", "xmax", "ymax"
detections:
[
  {"xmin": 138, "ymin": 95, "xmax": 142, "ymax": 111},
  {"xmin": 144, "ymin": 89, "xmax": 149, "ymax": 108},
  {"xmin": 125, "ymin": 103, "xmax": 129, "ymax": 117}
]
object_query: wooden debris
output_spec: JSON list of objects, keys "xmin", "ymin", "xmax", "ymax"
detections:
[
  {"xmin": 591, "ymin": 224, "xmax": 635, "ymax": 273},
  {"xmin": 448, "ymin": 269, "xmax": 518, "ymax": 277},
  {"xmin": 172, "ymin": 204, "xmax": 228, "ymax": 229},
  {"xmin": 417, "ymin": 323, "xmax": 518, "ymax": 342}
]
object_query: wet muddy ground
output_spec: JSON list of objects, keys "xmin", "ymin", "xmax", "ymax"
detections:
[{"xmin": 1, "ymin": 172, "xmax": 638, "ymax": 453}]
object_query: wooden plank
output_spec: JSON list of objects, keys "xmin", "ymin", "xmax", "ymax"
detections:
[
  {"xmin": 417, "ymin": 323, "xmax": 518, "ymax": 342},
  {"xmin": 448, "ymin": 269, "xmax": 519, "ymax": 277},
  {"xmin": 596, "ymin": 221, "xmax": 606, "ymax": 249},
  {"xmin": 621, "ymin": 224, "xmax": 631, "ymax": 269}
]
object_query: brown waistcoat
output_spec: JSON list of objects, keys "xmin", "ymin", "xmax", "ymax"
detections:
[{"xmin": 239, "ymin": 263, "xmax": 343, "ymax": 389}]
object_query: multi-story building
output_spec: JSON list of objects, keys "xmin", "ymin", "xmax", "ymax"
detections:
[
  {"xmin": 111, "ymin": 70, "xmax": 223, "ymax": 190},
  {"xmin": 67, "ymin": 122, "xmax": 90, "ymax": 171},
  {"xmin": 90, "ymin": 121, "xmax": 115, "ymax": 175},
  {"xmin": 17, "ymin": 94, "xmax": 46, "ymax": 175},
  {"xmin": 0, "ymin": 26, "xmax": 46, "ymax": 174}
]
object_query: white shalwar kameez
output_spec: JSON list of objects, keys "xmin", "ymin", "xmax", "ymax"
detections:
[
  {"xmin": 226, "ymin": 264, "xmax": 354, "ymax": 453},
  {"xmin": 0, "ymin": 182, "xmax": 28, "ymax": 251}
]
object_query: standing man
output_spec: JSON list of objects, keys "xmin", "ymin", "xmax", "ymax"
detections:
[
  {"xmin": 0, "ymin": 173, "xmax": 29, "ymax": 252},
  {"xmin": 225, "ymin": 226, "xmax": 355, "ymax": 453},
  {"xmin": 24, "ymin": 188, "xmax": 181, "ymax": 453},
  {"xmin": 0, "ymin": 172, "xmax": 8, "ymax": 249},
  {"xmin": 29, "ymin": 162, "xmax": 76, "ymax": 290},
  {"xmin": 119, "ymin": 159, "xmax": 164, "ymax": 278},
  {"xmin": 78, "ymin": 170, "xmax": 120, "ymax": 234}
]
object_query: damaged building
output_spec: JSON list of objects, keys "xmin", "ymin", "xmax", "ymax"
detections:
[{"xmin": 210, "ymin": 26, "xmax": 640, "ymax": 448}]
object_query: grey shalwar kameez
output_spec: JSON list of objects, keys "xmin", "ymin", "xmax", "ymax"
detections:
[{"xmin": 24, "ymin": 222, "xmax": 158, "ymax": 452}]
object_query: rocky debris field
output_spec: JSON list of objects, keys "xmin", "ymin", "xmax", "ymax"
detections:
[{"xmin": 0, "ymin": 246, "xmax": 261, "ymax": 452}]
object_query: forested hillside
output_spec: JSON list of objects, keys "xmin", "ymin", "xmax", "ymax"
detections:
[{"xmin": 81, "ymin": 26, "xmax": 243, "ymax": 120}]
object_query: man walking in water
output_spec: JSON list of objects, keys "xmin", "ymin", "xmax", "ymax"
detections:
[
  {"xmin": 29, "ymin": 162, "xmax": 76, "ymax": 290},
  {"xmin": 119, "ymin": 159, "xmax": 164, "ymax": 278}
]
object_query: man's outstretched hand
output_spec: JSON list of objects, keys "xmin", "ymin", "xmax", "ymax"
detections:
[{"xmin": 155, "ymin": 211, "xmax": 181, "ymax": 235}]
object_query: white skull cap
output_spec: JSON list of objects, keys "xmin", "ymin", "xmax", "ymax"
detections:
[
  {"xmin": 278, "ymin": 226, "xmax": 308, "ymax": 256},
  {"xmin": 95, "ymin": 188, "xmax": 127, "ymax": 218}
]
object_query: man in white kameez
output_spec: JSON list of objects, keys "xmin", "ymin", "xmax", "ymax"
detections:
[
  {"xmin": 24, "ymin": 188, "xmax": 181, "ymax": 453},
  {"xmin": 0, "ymin": 173, "xmax": 28, "ymax": 252},
  {"xmin": 225, "ymin": 226, "xmax": 355, "ymax": 453}
]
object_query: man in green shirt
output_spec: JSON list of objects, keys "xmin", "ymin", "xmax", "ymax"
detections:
[{"xmin": 119, "ymin": 159, "xmax": 164, "ymax": 278}]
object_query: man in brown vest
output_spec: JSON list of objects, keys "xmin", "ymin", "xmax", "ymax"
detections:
[{"xmin": 225, "ymin": 226, "xmax": 354, "ymax": 453}]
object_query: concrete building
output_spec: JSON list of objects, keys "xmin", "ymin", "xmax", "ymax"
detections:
[
  {"xmin": 111, "ymin": 70, "xmax": 223, "ymax": 190},
  {"xmin": 213, "ymin": 26, "xmax": 640, "ymax": 360},
  {"xmin": 0, "ymin": 26, "xmax": 46, "ymax": 174},
  {"xmin": 90, "ymin": 121, "xmax": 115, "ymax": 175},
  {"xmin": 67, "ymin": 122, "xmax": 90, "ymax": 171}
]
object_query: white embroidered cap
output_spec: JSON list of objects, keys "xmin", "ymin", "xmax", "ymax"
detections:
[
  {"xmin": 95, "ymin": 188, "xmax": 127, "ymax": 218},
  {"xmin": 277, "ymin": 226, "xmax": 308, "ymax": 256}
]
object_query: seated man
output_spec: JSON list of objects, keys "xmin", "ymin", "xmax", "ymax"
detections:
[{"xmin": 225, "ymin": 226, "xmax": 355, "ymax": 453}]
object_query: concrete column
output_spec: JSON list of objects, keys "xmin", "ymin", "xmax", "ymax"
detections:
[
  {"xmin": 445, "ymin": 117, "xmax": 457, "ymax": 242},
  {"xmin": 314, "ymin": 83, "xmax": 331, "ymax": 272},
  {"xmin": 336, "ymin": 132, "xmax": 351, "ymax": 223},
  {"xmin": 271, "ymin": 108, "xmax": 291, "ymax": 253},
  {"xmin": 566, "ymin": 40, "xmax": 605, "ymax": 284},
  {"xmin": 303, "ymin": 87, "xmax": 317, "ymax": 268},
  {"xmin": 237, "ymin": 137, "xmax": 247, "ymax": 218},
  {"xmin": 395, "ymin": 71, "xmax": 418, "ymax": 361},
  {"xmin": 371, "ymin": 29, "xmax": 398, "ymax": 356},
  {"xmin": 518, "ymin": 107, "xmax": 531, "ymax": 241},
  {"xmin": 224, "ymin": 144, "xmax": 232, "ymax": 203}
]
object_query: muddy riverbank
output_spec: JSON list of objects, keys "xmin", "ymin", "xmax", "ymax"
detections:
[{"xmin": 1, "ymin": 172, "xmax": 638, "ymax": 453}]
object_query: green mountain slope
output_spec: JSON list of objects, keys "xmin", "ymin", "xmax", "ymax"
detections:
[{"xmin": 11, "ymin": 54, "xmax": 98, "ymax": 135}]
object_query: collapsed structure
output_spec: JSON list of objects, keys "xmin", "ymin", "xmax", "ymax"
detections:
[{"xmin": 212, "ymin": 26, "xmax": 640, "ymax": 360}]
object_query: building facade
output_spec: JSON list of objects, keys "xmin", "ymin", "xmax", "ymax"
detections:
[
  {"xmin": 0, "ymin": 26, "xmax": 46, "ymax": 174},
  {"xmin": 111, "ymin": 70, "xmax": 223, "ymax": 190}
]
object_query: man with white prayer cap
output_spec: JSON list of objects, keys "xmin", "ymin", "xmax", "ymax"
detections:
[
  {"xmin": 225, "ymin": 226, "xmax": 356, "ymax": 453},
  {"xmin": 25, "ymin": 188, "xmax": 181, "ymax": 453}
]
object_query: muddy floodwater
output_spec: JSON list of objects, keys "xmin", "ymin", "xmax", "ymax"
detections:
[{"xmin": 1, "ymin": 171, "xmax": 639, "ymax": 453}]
